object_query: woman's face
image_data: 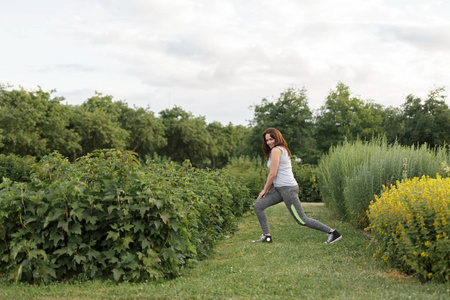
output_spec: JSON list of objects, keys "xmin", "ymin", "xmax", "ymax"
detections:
[{"xmin": 265, "ymin": 133, "xmax": 276, "ymax": 149}]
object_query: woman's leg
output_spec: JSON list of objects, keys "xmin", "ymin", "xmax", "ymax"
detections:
[
  {"xmin": 276, "ymin": 185, "xmax": 331, "ymax": 233},
  {"xmin": 253, "ymin": 188, "xmax": 283, "ymax": 234}
]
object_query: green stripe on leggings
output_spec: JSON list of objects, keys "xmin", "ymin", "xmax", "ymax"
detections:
[{"xmin": 291, "ymin": 204, "xmax": 306, "ymax": 225}]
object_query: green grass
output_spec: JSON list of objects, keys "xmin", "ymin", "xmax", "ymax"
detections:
[{"xmin": 1, "ymin": 203, "xmax": 449, "ymax": 299}]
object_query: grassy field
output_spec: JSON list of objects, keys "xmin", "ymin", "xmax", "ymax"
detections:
[{"xmin": 1, "ymin": 203, "xmax": 449, "ymax": 299}]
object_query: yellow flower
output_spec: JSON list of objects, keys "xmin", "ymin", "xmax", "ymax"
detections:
[{"xmin": 368, "ymin": 175, "xmax": 450, "ymax": 277}]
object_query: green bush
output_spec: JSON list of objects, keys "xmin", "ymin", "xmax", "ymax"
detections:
[
  {"xmin": 0, "ymin": 150, "xmax": 253, "ymax": 283},
  {"xmin": 223, "ymin": 156, "xmax": 266, "ymax": 198},
  {"xmin": 0, "ymin": 154, "xmax": 35, "ymax": 183},
  {"xmin": 292, "ymin": 163, "xmax": 321, "ymax": 202},
  {"xmin": 368, "ymin": 175, "xmax": 450, "ymax": 283}
]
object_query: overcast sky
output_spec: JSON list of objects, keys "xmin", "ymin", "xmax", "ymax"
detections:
[{"xmin": 1, "ymin": 0, "xmax": 449, "ymax": 125}]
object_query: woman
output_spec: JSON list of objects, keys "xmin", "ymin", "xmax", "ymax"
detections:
[{"xmin": 253, "ymin": 128, "xmax": 342, "ymax": 244}]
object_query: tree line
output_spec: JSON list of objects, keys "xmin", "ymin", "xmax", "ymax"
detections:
[{"xmin": 0, "ymin": 82, "xmax": 449, "ymax": 168}]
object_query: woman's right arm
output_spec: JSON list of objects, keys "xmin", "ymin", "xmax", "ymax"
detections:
[{"xmin": 257, "ymin": 147, "xmax": 282, "ymax": 199}]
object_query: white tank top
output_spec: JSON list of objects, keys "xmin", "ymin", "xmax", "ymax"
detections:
[{"xmin": 267, "ymin": 146, "xmax": 297, "ymax": 187}]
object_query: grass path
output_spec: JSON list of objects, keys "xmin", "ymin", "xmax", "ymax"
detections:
[{"xmin": 1, "ymin": 203, "xmax": 449, "ymax": 299}]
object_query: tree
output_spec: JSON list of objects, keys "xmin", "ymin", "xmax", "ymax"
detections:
[
  {"xmin": 206, "ymin": 122, "xmax": 248, "ymax": 168},
  {"xmin": 158, "ymin": 106, "xmax": 214, "ymax": 167},
  {"xmin": 383, "ymin": 106, "xmax": 403, "ymax": 144},
  {"xmin": 0, "ymin": 85, "xmax": 81, "ymax": 158},
  {"xmin": 116, "ymin": 103, "xmax": 166, "ymax": 159},
  {"xmin": 396, "ymin": 87, "xmax": 449, "ymax": 147},
  {"xmin": 315, "ymin": 83, "xmax": 385, "ymax": 153},
  {"xmin": 248, "ymin": 87, "xmax": 318, "ymax": 163},
  {"xmin": 0, "ymin": 129, "xmax": 4, "ymax": 149},
  {"xmin": 72, "ymin": 93, "xmax": 129, "ymax": 157}
]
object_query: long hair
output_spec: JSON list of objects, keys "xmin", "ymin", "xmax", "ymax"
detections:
[{"xmin": 262, "ymin": 128, "xmax": 292, "ymax": 160}]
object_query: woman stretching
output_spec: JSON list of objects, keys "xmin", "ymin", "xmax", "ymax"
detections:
[{"xmin": 253, "ymin": 128, "xmax": 342, "ymax": 244}]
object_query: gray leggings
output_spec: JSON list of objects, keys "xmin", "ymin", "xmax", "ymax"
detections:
[{"xmin": 254, "ymin": 185, "xmax": 331, "ymax": 235}]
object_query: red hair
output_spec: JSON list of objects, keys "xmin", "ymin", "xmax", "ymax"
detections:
[{"xmin": 262, "ymin": 128, "xmax": 292, "ymax": 160}]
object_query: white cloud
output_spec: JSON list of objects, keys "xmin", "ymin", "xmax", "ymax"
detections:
[{"xmin": 0, "ymin": 0, "xmax": 449, "ymax": 125}]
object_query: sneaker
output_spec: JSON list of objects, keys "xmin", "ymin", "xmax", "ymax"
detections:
[
  {"xmin": 325, "ymin": 230, "xmax": 342, "ymax": 244},
  {"xmin": 252, "ymin": 234, "xmax": 273, "ymax": 243}
]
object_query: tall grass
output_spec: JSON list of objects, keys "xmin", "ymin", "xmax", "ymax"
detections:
[
  {"xmin": 318, "ymin": 139, "xmax": 382, "ymax": 219},
  {"xmin": 318, "ymin": 138, "xmax": 449, "ymax": 228}
]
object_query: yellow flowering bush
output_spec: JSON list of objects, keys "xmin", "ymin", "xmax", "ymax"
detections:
[{"xmin": 368, "ymin": 175, "xmax": 450, "ymax": 282}]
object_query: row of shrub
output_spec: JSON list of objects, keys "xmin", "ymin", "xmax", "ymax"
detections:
[
  {"xmin": 0, "ymin": 150, "xmax": 263, "ymax": 283},
  {"xmin": 318, "ymin": 138, "xmax": 449, "ymax": 228},
  {"xmin": 368, "ymin": 175, "xmax": 449, "ymax": 283},
  {"xmin": 1, "ymin": 152, "xmax": 322, "ymax": 202}
]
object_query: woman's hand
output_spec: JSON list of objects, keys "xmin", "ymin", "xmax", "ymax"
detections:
[{"xmin": 257, "ymin": 190, "xmax": 267, "ymax": 200}]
